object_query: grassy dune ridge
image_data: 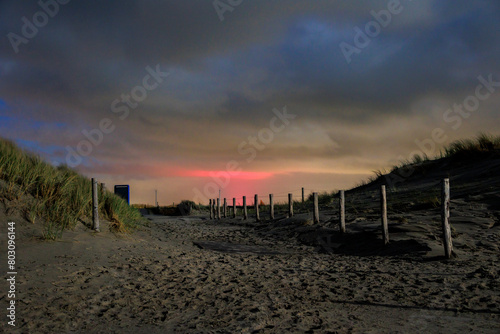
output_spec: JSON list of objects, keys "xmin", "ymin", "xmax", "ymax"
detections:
[
  {"xmin": 303, "ymin": 133, "xmax": 500, "ymax": 206},
  {"xmin": 357, "ymin": 133, "xmax": 500, "ymax": 187},
  {"xmin": 0, "ymin": 138, "xmax": 143, "ymax": 238}
]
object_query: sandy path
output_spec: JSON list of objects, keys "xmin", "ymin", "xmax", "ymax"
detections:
[{"xmin": 1, "ymin": 213, "xmax": 499, "ymax": 333}]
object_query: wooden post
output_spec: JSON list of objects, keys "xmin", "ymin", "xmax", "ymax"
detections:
[
  {"xmin": 92, "ymin": 178, "xmax": 100, "ymax": 232},
  {"xmin": 217, "ymin": 198, "xmax": 221, "ymax": 220},
  {"xmin": 381, "ymin": 185, "xmax": 389, "ymax": 245},
  {"xmin": 233, "ymin": 198, "xmax": 237, "ymax": 218},
  {"xmin": 243, "ymin": 196, "xmax": 248, "ymax": 220},
  {"xmin": 255, "ymin": 194, "xmax": 260, "ymax": 222},
  {"xmin": 223, "ymin": 198, "xmax": 227, "ymax": 218},
  {"xmin": 302, "ymin": 187, "xmax": 305, "ymax": 203},
  {"xmin": 288, "ymin": 193, "xmax": 293, "ymax": 217},
  {"xmin": 269, "ymin": 194, "xmax": 274, "ymax": 219},
  {"xmin": 209, "ymin": 199, "xmax": 213, "ymax": 219},
  {"xmin": 442, "ymin": 178, "xmax": 453, "ymax": 259},
  {"xmin": 339, "ymin": 190, "xmax": 345, "ymax": 233},
  {"xmin": 313, "ymin": 192, "xmax": 319, "ymax": 223},
  {"xmin": 212, "ymin": 199, "xmax": 216, "ymax": 219}
]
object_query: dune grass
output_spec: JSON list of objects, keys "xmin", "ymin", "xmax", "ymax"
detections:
[
  {"xmin": 321, "ymin": 133, "xmax": 500, "ymax": 204},
  {"xmin": 441, "ymin": 133, "xmax": 500, "ymax": 158},
  {"xmin": 356, "ymin": 133, "xmax": 500, "ymax": 188},
  {"xmin": 0, "ymin": 138, "xmax": 143, "ymax": 238}
]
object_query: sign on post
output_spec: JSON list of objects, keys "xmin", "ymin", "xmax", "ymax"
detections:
[{"xmin": 114, "ymin": 185, "xmax": 130, "ymax": 205}]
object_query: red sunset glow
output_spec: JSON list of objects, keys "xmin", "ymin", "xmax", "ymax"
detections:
[{"xmin": 182, "ymin": 170, "xmax": 275, "ymax": 180}]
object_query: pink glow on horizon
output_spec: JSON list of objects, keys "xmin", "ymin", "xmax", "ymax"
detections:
[{"xmin": 181, "ymin": 170, "xmax": 275, "ymax": 180}]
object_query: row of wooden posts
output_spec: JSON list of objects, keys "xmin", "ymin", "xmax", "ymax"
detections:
[
  {"xmin": 208, "ymin": 179, "xmax": 453, "ymax": 259},
  {"xmin": 90, "ymin": 177, "xmax": 452, "ymax": 259}
]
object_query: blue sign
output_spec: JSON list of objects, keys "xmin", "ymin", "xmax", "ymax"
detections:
[{"xmin": 114, "ymin": 185, "xmax": 130, "ymax": 204}]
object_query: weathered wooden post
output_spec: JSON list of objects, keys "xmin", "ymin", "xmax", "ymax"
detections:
[
  {"xmin": 243, "ymin": 196, "xmax": 248, "ymax": 220},
  {"xmin": 381, "ymin": 185, "xmax": 389, "ymax": 245},
  {"xmin": 209, "ymin": 199, "xmax": 213, "ymax": 219},
  {"xmin": 255, "ymin": 194, "xmax": 260, "ymax": 222},
  {"xmin": 302, "ymin": 187, "xmax": 305, "ymax": 203},
  {"xmin": 92, "ymin": 178, "xmax": 100, "ymax": 232},
  {"xmin": 269, "ymin": 194, "xmax": 274, "ymax": 219},
  {"xmin": 223, "ymin": 198, "xmax": 227, "ymax": 218},
  {"xmin": 442, "ymin": 178, "xmax": 453, "ymax": 259},
  {"xmin": 217, "ymin": 198, "xmax": 221, "ymax": 220},
  {"xmin": 233, "ymin": 198, "xmax": 237, "ymax": 218},
  {"xmin": 313, "ymin": 192, "xmax": 319, "ymax": 223},
  {"xmin": 339, "ymin": 190, "xmax": 345, "ymax": 233},
  {"xmin": 288, "ymin": 193, "xmax": 293, "ymax": 217},
  {"xmin": 212, "ymin": 198, "xmax": 217, "ymax": 219}
]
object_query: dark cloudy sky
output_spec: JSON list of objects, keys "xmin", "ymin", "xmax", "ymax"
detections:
[{"xmin": 1, "ymin": 0, "xmax": 499, "ymax": 205}]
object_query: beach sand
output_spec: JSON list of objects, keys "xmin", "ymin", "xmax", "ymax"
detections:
[{"xmin": 1, "ymin": 185, "xmax": 499, "ymax": 334}]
